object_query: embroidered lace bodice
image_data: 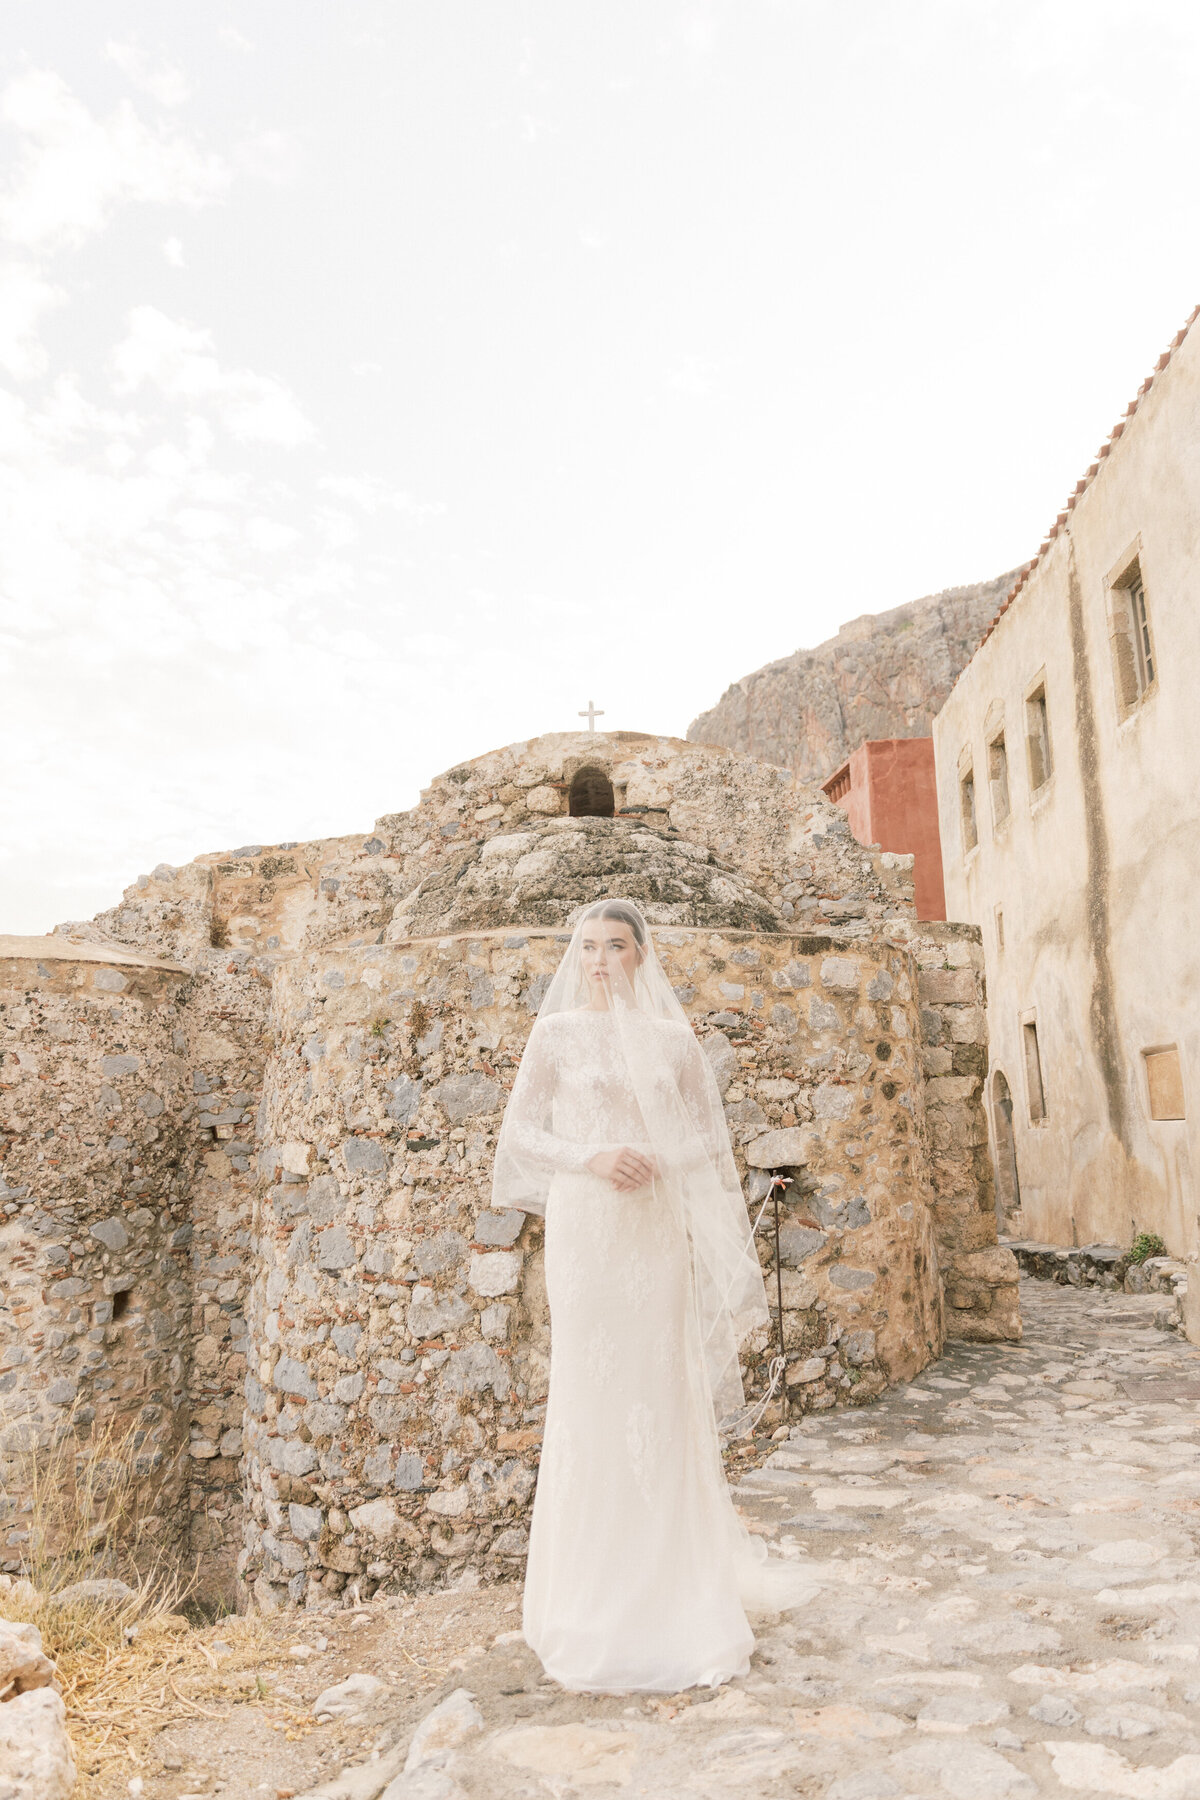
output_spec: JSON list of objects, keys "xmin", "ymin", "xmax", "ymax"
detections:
[{"xmin": 504, "ymin": 1008, "xmax": 718, "ymax": 1178}]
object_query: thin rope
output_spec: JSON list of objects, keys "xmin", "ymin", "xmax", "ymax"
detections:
[{"xmin": 725, "ymin": 1174, "xmax": 793, "ymax": 1439}]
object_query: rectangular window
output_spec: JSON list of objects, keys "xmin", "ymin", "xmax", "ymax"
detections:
[
  {"xmin": 1145, "ymin": 1047, "xmax": 1185, "ymax": 1121},
  {"xmin": 988, "ymin": 732, "xmax": 1010, "ymax": 825},
  {"xmin": 960, "ymin": 767, "xmax": 978, "ymax": 852},
  {"xmin": 1023, "ymin": 1018, "xmax": 1047, "ymax": 1123},
  {"xmin": 995, "ymin": 904, "xmax": 1005, "ymax": 952},
  {"xmin": 1110, "ymin": 556, "xmax": 1156, "ymax": 714},
  {"xmin": 1026, "ymin": 685, "xmax": 1052, "ymax": 789}
]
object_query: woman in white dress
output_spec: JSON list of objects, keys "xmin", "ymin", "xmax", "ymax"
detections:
[{"xmin": 492, "ymin": 898, "xmax": 807, "ymax": 1694}]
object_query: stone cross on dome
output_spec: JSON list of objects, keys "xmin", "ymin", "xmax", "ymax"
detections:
[{"xmin": 578, "ymin": 700, "xmax": 604, "ymax": 732}]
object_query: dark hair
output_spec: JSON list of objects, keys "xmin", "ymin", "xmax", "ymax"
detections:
[{"xmin": 582, "ymin": 899, "xmax": 647, "ymax": 948}]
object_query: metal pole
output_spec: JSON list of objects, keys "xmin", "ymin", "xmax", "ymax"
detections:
[{"xmin": 771, "ymin": 1174, "xmax": 791, "ymax": 1418}]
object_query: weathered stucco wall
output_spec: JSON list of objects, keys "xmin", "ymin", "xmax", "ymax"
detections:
[
  {"xmin": 826, "ymin": 739, "xmax": 947, "ymax": 922},
  {"xmin": 240, "ymin": 926, "xmax": 945, "ymax": 1611},
  {"xmin": 935, "ymin": 309, "xmax": 1200, "ymax": 1258}
]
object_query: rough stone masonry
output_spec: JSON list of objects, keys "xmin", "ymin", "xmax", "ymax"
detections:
[{"xmin": 0, "ymin": 731, "xmax": 1018, "ymax": 1613}]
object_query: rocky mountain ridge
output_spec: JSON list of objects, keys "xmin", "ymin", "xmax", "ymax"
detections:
[{"xmin": 688, "ymin": 570, "xmax": 1019, "ymax": 784}]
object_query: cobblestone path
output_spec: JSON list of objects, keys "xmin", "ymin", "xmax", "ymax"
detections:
[{"xmin": 149, "ymin": 1279, "xmax": 1200, "ymax": 1798}]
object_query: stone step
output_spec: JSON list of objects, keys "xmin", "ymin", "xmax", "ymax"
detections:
[{"xmin": 1005, "ymin": 1238, "xmax": 1189, "ymax": 1333}]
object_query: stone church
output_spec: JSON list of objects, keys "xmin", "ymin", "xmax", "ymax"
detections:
[{"xmin": 0, "ymin": 732, "xmax": 1016, "ymax": 1611}]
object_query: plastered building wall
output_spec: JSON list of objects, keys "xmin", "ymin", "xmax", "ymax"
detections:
[
  {"xmin": 823, "ymin": 739, "xmax": 947, "ymax": 921},
  {"xmin": 934, "ymin": 309, "xmax": 1200, "ymax": 1256}
]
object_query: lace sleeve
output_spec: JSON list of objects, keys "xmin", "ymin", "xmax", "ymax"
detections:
[{"xmin": 504, "ymin": 1024, "xmax": 603, "ymax": 1175}]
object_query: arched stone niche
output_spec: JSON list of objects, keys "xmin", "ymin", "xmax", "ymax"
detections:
[
  {"xmin": 991, "ymin": 1066, "xmax": 1021, "ymax": 1226},
  {"xmin": 568, "ymin": 766, "xmax": 615, "ymax": 817}
]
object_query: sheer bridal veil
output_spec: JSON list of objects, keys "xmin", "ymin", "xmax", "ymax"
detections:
[{"xmin": 493, "ymin": 898, "xmax": 771, "ymax": 1424}]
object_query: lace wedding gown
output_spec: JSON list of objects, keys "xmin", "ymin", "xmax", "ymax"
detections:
[{"xmin": 508, "ymin": 1008, "xmax": 763, "ymax": 1693}]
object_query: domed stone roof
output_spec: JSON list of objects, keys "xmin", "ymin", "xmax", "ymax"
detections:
[{"xmin": 386, "ymin": 816, "xmax": 782, "ymax": 938}]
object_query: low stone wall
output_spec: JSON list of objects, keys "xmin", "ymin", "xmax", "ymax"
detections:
[
  {"xmin": 240, "ymin": 925, "xmax": 946, "ymax": 1610},
  {"xmin": 1009, "ymin": 1238, "xmax": 1190, "ymax": 1335},
  {"xmin": 0, "ymin": 941, "xmax": 195, "ymax": 1573}
]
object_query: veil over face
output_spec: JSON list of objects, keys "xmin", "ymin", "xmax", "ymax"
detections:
[{"xmin": 492, "ymin": 899, "xmax": 770, "ymax": 1422}]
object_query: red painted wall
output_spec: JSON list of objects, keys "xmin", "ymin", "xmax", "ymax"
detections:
[{"xmin": 823, "ymin": 738, "xmax": 946, "ymax": 920}]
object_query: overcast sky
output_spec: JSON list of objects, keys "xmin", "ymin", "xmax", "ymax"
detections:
[{"xmin": 3, "ymin": 1, "xmax": 1199, "ymax": 935}]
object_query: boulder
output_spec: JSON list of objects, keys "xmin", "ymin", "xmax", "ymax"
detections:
[
  {"xmin": 402, "ymin": 1687, "xmax": 483, "ymax": 1772},
  {"xmin": 0, "ymin": 1686, "xmax": 77, "ymax": 1799},
  {"xmin": 49, "ymin": 1578, "xmax": 134, "ymax": 1610},
  {"xmin": 312, "ymin": 1672, "xmax": 388, "ymax": 1721},
  {"xmin": 0, "ymin": 1620, "xmax": 55, "ymax": 1696}
]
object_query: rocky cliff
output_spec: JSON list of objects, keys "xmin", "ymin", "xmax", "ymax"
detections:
[{"xmin": 688, "ymin": 571, "xmax": 1019, "ymax": 784}]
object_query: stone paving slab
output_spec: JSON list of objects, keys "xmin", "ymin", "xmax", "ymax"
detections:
[{"xmin": 143, "ymin": 1278, "xmax": 1200, "ymax": 1798}]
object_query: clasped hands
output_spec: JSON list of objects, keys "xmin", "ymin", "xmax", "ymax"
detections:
[{"xmin": 588, "ymin": 1147, "xmax": 658, "ymax": 1193}]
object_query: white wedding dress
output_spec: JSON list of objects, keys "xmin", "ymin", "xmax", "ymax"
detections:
[{"xmin": 509, "ymin": 1009, "xmax": 764, "ymax": 1693}]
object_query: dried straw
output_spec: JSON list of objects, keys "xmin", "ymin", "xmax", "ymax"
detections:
[{"xmin": 0, "ymin": 1408, "xmax": 297, "ymax": 1796}]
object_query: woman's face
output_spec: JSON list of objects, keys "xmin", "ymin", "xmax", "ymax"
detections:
[{"xmin": 580, "ymin": 916, "xmax": 641, "ymax": 1002}]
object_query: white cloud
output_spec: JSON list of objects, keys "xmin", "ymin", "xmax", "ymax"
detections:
[
  {"xmin": 0, "ymin": 70, "xmax": 227, "ymax": 251},
  {"xmin": 237, "ymin": 128, "xmax": 301, "ymax": 184},
  {"xmin": 245, "ymin": 515, "xmax": 299, "ymax": 553},
  {"xmin": 680, "ymin": 14, "xmax": 719, "ymax": 57},
  {"xmin": 666, "ymin": 354, "xmax": 718, "ymax": 398},
  {"xmin": 105, "ymin": 41, "xmax": 190, "ymax": 108},
  {"xmin": 318, "ymin": 473, "xmax": 443, "ymax": 516},
  {"xmin": 111, "ymin": 306, "xmax": 316, "ymax": 447},
  {"xmin": 162, "ymin": 234, "xmax": 185, "ymax": 266},
  {"xmin": 0, "ymin": 263, "xmax": 63, "ymax": 378},
  {"xmin": 217, "ymin": 26, "xmax": 255, "ymax": 53}
]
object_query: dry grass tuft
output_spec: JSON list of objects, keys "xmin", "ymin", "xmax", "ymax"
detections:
[
  {"xmin": 1, "ymin": 1579, "xmax": 297, "ymax": 1797},
  {"xmin": 0, "ymin": 1411, "xmax": 297, "ymax": 1795}
]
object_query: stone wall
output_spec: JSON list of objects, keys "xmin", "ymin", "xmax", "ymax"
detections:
[
  {"xmin": 892, "ymin": 922, "xmax": 1020, "ymax": 1342},
  {"xmin": 239, "ymin": 925, "xmax": 945, "ymax": 1611},
  {"xmin": 368, "ymin": 732, "xmax": 918, "ymax": 936},
  {"xmin": 0, "ymin": 729, "xmax": 1017, "ymax": 1613},
  {"xmin": 178, "ymin": 953, "xmax": 272, "ymax": 1604},
  {"xmin": 0, "ymin": 937, "xmax": 275, "ymax": 1604},
  {"xmin": 0, "ymin": 940, "xmax": 195, "ymax": 1574}
]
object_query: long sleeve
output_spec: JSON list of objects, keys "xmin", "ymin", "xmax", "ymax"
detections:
[{"xmin": 500, "ymin": 1022, "xmax": 607, "ymax": 1181}]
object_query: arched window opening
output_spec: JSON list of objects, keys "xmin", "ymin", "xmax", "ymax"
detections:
[
  {"xmin": 990, "ymin": 1068, "xmax": 1021, "ymax": 1225},
  {"xmin": 569, "ymin": 766, "xmax": 615, "ymax": 818}
]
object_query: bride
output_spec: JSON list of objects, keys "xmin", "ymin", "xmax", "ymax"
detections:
[{"xmin": 492, "ymin": 897, "xmax": 808, "ymax": 1694}]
